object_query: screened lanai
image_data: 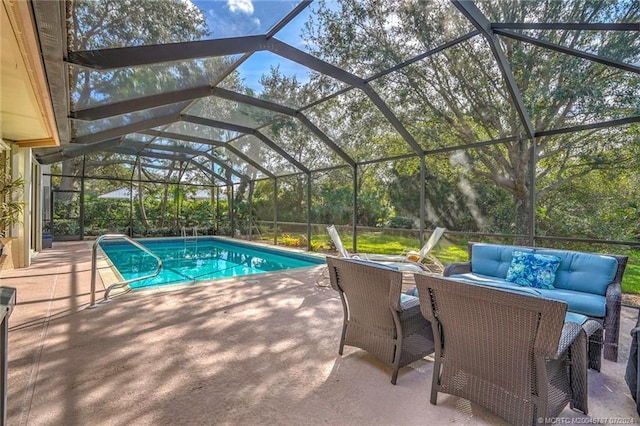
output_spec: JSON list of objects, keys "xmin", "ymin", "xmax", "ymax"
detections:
[{"xmin": 31, "ymin": 1, "xmax": 639, "ymax": 264}]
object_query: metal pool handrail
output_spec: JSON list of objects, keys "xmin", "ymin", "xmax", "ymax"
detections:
[{"xmin": 90, "ymin": 234, "xmax": 163, "ymax": 307}]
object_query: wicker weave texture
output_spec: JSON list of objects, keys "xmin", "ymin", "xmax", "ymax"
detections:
[
  {"xmin": 445, "ymin": 243, "xmax": 628, "ymax": 363},
  {"xmin": 326, "ymin": 257, "xmax": 435, "ymax": 384},
  {"xmin": 415, "ymin": 275, "xmax": 588, "ymax": 425},
  {"xmin": 604, "ymin": 254, "xmax": 627, "ymax": 361}
]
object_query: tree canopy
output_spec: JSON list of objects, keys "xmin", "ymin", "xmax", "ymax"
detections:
[{"xmin": 45, "ymin": 0, "xmax": 639, "ymax": 243}]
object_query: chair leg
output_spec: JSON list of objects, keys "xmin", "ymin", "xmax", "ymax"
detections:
[
  {"xmin": 391, "ymin": 343, "xmax": 402, "ymax": 385},
  {"xmin": 430, "ymin": 360, "xmax": 441, "ymax": 405},
  {"xmin": 391, "ymin": 369, "xmax": 398, "ymax": 385},
  {"xmin": 430, "ymin": 354, "xmax": 442, "ymax": 405},
  {"xmin": 339, "ymin": 321, "xmax": 348, "ymax": 355}
]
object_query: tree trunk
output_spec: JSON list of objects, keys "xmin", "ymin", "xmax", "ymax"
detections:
[
  {"xmin": 58, "ymin": 160, "xmax": 80, "ymax": 217},
  {"xmin": 295, "ymin": 178, "xmax": 305, "ymax": 219},
  {"xmin": 514, "ymin": 187, "xmax": 534, "ymax": 245},
  {"xmin": 137, "ymin": 185, "xmax": 149, "ymax": 230},
  {"xmin": 226, "ymin": 184, "xmax": 233, "ymax": 232},
  {"xmin": 160, "ymin": 184, "xmax": 169, "ymax": 228}
]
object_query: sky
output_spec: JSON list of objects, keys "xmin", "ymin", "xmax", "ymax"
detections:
[{"xmin": 191, "ymin": 0, "xmax": 315, "ymax": 91}]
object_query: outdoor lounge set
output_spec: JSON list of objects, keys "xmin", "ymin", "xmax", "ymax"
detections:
[
  {"xmin": 442, "ymin": 242, "xmax": 628, "ymax": 364},
  {"xmin": 325, "ymin": 235, "xmax": 629, "ymax": 425}
]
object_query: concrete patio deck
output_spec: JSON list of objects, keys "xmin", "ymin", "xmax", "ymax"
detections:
[{"xmin": 1, "ymin": 241, "xmax": 638, "ymax": 425}]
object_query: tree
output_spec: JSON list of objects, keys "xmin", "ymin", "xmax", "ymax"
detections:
[
  {"xmin": 256, "ymin": 68, "xmax": 344, "ymax": 223},
  {"xmin": 69, "ymin": 0, "xmax": 209, "ymax": 109},
  {"xmin": 304, "ymin": 0, "xmax": 640, "ymax": 237},
  {"xmin": 59, "ymin": 0, "xmax": 238, "ymax": 235}
]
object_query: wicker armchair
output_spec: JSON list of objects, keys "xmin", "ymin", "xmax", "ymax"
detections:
[
  {"xmin": 326, "ymin": 257, "xmax": 435, "ymax": 384},
  {"xmin": 415, "ymin": 275, "xmax": 589, "ymax": 425}
]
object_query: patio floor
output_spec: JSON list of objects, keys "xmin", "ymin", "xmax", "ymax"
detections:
[{"xmin": 1, "ymin": 241, "xmax": 638, "ymax": 425}]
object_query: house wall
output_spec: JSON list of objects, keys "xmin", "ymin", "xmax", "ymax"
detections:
[
  {"xmin": 1, "ymin": 143, "xmax": 42, "ymax": 269},
  {"xmin": 1, "ymin": 0, "xmax": 58, "ymax": 270}
]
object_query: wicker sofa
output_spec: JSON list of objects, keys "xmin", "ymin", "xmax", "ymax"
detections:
[{"xmin": 443, "ymin": 242, "xmax": 628, "ymax": 363}]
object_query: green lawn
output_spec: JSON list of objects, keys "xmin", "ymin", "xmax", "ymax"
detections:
[
  {"xmin": 308, "ymin": 231, "xmax": 640, "ymax": 295},
  {"xmin": 620, "ymin": 256, "xmax": 640, "ymax": 294}
]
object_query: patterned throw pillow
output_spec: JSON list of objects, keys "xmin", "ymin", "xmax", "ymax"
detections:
[{"xmin": 505, "ymin": 251, "xmax": 561, "ymax": 289}]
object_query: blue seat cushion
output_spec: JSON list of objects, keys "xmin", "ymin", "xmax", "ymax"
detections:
[
  {"xmin": 448, "ymin": 273, "xmax": 606, "ymax": 318},
  {"xmin": 400, "ymin": 293, "xmax": 417, "ymax": 304},
  {"xmin": 404, "ymin": 274, "xmax": 543, "ymax": 299},
  {"xmin": 447, "ymin": 273, "xmax": 543, "ymax": 297},
  {"xmin": 539, "ymin": 288, "xmax": 606, "ymax": 318},
  {"xmin": 565, "ymin": 312, "xmax": 588, "ymax": 325}
]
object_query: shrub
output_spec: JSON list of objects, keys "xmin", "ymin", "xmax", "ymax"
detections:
[
  {"xmin": 280, "ymin": 233, "xmax": 303, "ymax": 247},
  {"xmin": 388, "ymin": 216, "xmax": 415, "ymax": 229}
]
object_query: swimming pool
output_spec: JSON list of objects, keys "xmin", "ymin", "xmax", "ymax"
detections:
[{"xmin": 99, "ymin": 237, "xmax": 324, "ymax": 289}]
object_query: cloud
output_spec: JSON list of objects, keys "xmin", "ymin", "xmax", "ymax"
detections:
[{"xmin": 227, "ymin": 0, "xmax": 254, "ymax": 14}]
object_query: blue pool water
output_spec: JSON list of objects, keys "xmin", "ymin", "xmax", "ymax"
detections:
[{"xmin": 99, "ymin": 237, "xmax": 324, "ymax": 289}]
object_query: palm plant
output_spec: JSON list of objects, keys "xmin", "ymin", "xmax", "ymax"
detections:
[{"xmin": 0, "ymin": 174, "xmax": 25, "ymax": 249}]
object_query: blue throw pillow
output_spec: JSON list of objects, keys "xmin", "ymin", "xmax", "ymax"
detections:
[
  {"xmin": 405, "ymin": 286, "xmax": 418, "ymax": 297},
  {"xmin": 505, "ymin": 250, "xmax": 561, "ymax": 289}
]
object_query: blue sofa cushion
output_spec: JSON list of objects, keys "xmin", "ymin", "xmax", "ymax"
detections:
[
  {"xmin": 400, "ymin": 293, "xmax": 417, "ymax": 304},
  {"xmin": 536, "ymin": 249, "xmax": 618, "ymax": 296},
  {"xmin": 565, "ymin": 312, "xmax": 588, "ymax": 325},
  {"xmin": 447, "ymin": 273, "xmax": 543, "ymax": 297},
  {"xmin": 505, "ymin": 251, "xmax": 561, "ymax": 289},
  {"xmin": 404, "ymin": 274, "xmax": 544, "ymax": 299},
  {"xmin": 471, "ymin": 244, "xmax": 532, "ymax": 278},
  {"xmin": 539, "ymin": 288, "xmax": 606, "ymax": 317},
  {"xmin": 444, "ymin": 274, "xmax": 606, "ymax": 318}
]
